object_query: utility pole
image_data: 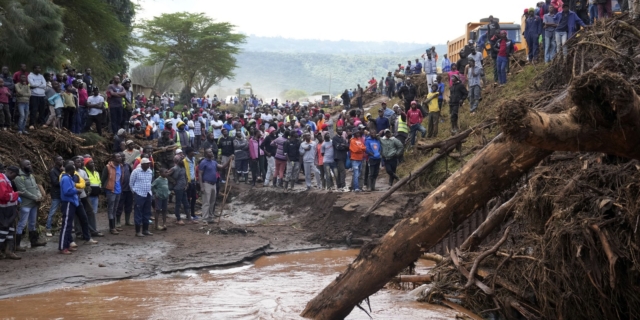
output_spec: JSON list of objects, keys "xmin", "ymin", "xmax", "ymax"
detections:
[{"xmin": 329, "ymin": 73, "xmax": 332, "ymax": 96}]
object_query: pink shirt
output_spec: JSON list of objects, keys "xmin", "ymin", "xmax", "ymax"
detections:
[{"xmin": 0, "ymin": 87, "xmax": 10, "ymax": 104}]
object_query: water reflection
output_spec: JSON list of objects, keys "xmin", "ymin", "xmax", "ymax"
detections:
[{"xmin": 0, "ymin": 249, "xmax": 453, "ymax": 319}]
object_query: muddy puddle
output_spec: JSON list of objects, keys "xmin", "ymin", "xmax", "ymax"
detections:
[{"xmin": 0, "ymin": 249, "xmax": 454, "ymax": 319}]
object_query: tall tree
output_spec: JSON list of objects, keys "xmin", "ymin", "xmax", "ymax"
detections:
[
  {"xmin": 130, "ymin": 63, "xmax": 182, "ymax": 94},
  {"xmin": 52, "ymin": 0, "xmax": 134, "ymax": 85},
  {"xmin": 0, "ymin": 0, "xmax": 65, "ymax": 70},
  {"xmin": 135, "ymin": 12, "xmax": 245, "ymax": 103}
]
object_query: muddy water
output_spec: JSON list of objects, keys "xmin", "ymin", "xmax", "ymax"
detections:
[{"xmin": 0, "ymin": 249, "xmax": 454, "ymax": 319}]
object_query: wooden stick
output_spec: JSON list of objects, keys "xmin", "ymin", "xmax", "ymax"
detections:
[
  {"xmin": 464, "ymin": 226, "xmax": 511, "ymax": 289},
  {"xmin": 392, "ymin": 274, "xmax": 433, "ymax": 283},
  {"xmin": 460, "ymin": 192, "xmax": 520, "ymax": 251},
  {"xmin": 420, "ymin": 253, "xmax": 444, "ymax": 263},
  {"xmin": 450, "ymin": 248, "xmax": 494, "ymax": 295},
  {"xmin": 589, "ymin": 224, "xmax": 618, "ymax": 289},
  {"xmin": 440, "ymin": 300, "xmax": 483, "ymax": 320},
  {"xmin": 218, "ymin": 163, "xmax": 234, "ymax": 224}
]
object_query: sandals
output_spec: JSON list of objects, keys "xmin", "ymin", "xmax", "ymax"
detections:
[{"xmin": 175, "ymin": 220, "xmax": 185, "ymax": 226}]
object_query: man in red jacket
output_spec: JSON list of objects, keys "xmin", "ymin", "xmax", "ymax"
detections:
[
  {"xmin": 0, "ymin": 164, "xmax": 21, "ymax": 259},
  {"xmin": 407, "ymin": 101, "xmax": 426, "ymax": 145}
]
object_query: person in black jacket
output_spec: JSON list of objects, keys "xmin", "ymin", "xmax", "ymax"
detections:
[
  {"xmin": 386, "ymin": 72, "xmax": 395, "ymax": 99},
  {"xmin": 45, "ymin": 155, "xmax": 64, "ymax": 236},
  {"xmin": 332, "ymin": 127, "xmax": 349, "ymax": 190},
  {"xmin": 397, "ymin": 78, "xmax": 418, "ymax": 111},
  {"xmin": 217, "ymin": 128, "xmax": 235, "ymax": 183},
  {"xmin": 282, "ymin": 131, "xmax": 301, "ymax": 192},
  {"xmin": 260, "ymin": 128, "xmax": 278, "ymax": 187},
  {"xmin": 341, "ymin": 90, "xmax": 350, "ymax": 110},
  {"xmin": 449, "ymin": 74, "xmax": 468, "ymax": 134}
]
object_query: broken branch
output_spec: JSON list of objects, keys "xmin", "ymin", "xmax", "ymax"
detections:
[{"xmin": 465, "ymin": 227, "xmax": 511, "ymax": 289}]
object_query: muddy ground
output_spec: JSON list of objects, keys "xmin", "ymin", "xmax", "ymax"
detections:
[{"xmin": 0, "ymin": 171, "xmax": 422, "ymax": 299}]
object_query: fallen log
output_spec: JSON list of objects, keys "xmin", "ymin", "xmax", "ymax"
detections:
[
  {"xmin": 392, "ymin": 274, "xmax": 433, "ymax": 283},
  {"xmin": 362, "ymin": 120, "xmax": 493, "ymax": 218},
  {"xmin": 300, "ymin": 92, "xmax": 568, "ymax": 319},
  {"xmin": 460, "ymin": 191, "xmax": 521, "ymax": 251},
  {"xmin": 499, "ymin": 71, "xmax": 640, "ymax": 160},
  {"xmin": 420, "ymin": 252, "xmax": 444, "ymax": 263}
]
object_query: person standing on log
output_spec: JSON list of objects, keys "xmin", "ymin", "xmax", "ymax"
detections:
[
  {"xmin": 424, "ymin": 52, "xmax": 438, "ymax": 92},
  {"xmin": 524, "ymin": 8, "xmax": 543, "ymax": 63},
  {"xmin": 157, "ymin": 130, "xmax": 177, "ymax": 170},
  {"xmin": 129, "ymin": 158, "xmax": 154, "ymax": 237},
  {"xmin": 491, "ymin": 30, "xmax": 515, "ymax": 85},
  {"xmin": 0, "ymin": 164, "xmax": 21, "ymax": 260},
  {"xmin": 397, "ymin": 78, "xmax": 417, "ymax": 112},
  {"xmin": 85, "ymin": 87, "xmax": 104, "ymax": 136},
  {"xmin": 356, "ymin": 85, "xmax": 364, "ymax": 110},
  {"xmin": 407, "ymin": 101, "xmax": 426, "ymax": 145},
  {"xmin": 554, "ymin": 3, "xmax": 587, "ymax": 57},
  {"xmin": 27, "ymin": 65, "xmax": 46, "ymax": 129},
  {"xmin": 426, "ymin": 84, "xmax": 441, "ymax": 138},
  {"xmin": 543, "ymin": 6, "xmax": 558, "ymax": 63},
  {"xmin": 107, "ymin": 75, "xmax": 126, "ymax": 134}
]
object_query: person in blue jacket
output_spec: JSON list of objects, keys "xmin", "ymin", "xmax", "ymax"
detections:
[
  {"xmin": 365, "ymin": 131, "xmax": 382, "ymax": 191},
  {"xmin": 554, "ymin": 3, "xmax": 587, "ymax": 57},
  {"xmin": 523, "ymin": 8, "xmax": 543, "ymax": 63},
  {"xmin": 59, "ymin": 163, "xmax": 80, "ymax": 255}
]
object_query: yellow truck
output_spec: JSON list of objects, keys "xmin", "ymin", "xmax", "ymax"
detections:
[{"xmin": 447, "ymin": 18, "xmax": 525, "ymax": 64}]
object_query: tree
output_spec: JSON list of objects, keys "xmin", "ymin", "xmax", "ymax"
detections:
[
  {"xmin": 52, "ymin": 0, "xmax": 134, "ymax": 86},
  {"xmin": 0, "ymin": 0, "xmax": 65, "ymax": 70},
  {"xmin": 130, "ymin": 63, "xmax": 182, "ymax": 94},
  {"xmin": 135, "ymin": 12, "xmax": 246, "ymax": 104}
]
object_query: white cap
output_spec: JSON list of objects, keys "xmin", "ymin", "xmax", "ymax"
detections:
[
  {"xmin": 140, "ymin": 158, "xmax": 151, "ymax": 164},
  {"xmin": 175, "ymin": 149, "xmax": 183, "ymax": 154}
]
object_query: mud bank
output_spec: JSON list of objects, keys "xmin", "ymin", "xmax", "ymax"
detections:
[{"xmin": 0, "ymin": 181, "xmax": 418, "ymax": 299}]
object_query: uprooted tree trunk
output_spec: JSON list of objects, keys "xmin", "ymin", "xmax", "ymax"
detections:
[{"xmin": 498, "ymin": 71, "xmax": 640, "ymax": 160}]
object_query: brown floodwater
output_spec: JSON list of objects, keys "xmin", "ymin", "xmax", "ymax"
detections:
[{"xmin": 0, "ymin": 249, "xmax": 454, "ymax": 319}]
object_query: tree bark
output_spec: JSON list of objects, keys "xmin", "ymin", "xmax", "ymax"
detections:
[{"xmin": 499, "ymin": 71, "xmax": 640, "ymax": 160}]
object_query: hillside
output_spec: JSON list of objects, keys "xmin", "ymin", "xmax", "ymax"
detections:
[{"xmin": 214, "ymin": 36, "xmax": 447, "ymax": 98}]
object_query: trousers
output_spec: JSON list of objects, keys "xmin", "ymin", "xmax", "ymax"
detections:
[
  {"xmin": 133, "ymin": 194, "xmax": 152, "ymax": 227},
  {"xmin": 201, "ymin": 182, "xmax": 217, "ymax": 221},
  {"xmin": 263, "ymin": 156, "xmax": 276, "ymax": 186}
]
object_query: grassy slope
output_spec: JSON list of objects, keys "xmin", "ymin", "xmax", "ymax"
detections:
[{"xmin": 393, "ymin": 63, "xmax": 541, "ymax": 191}]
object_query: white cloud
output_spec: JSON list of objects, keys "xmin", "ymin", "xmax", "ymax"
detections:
[{"xmin": 136, "ymin": 0, "xmax": 537, "ymax": 44}]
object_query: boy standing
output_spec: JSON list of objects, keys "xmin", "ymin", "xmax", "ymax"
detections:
[
  {"xmin": 426, "ymin": 84, "xmax": 441, "ymax": 138},
  {"xmin": 0, "ymin": 79, "xmax": 12, "ymax": 131},
  {"xmin": 151, "ymin": 168, "xmax": 169, "ymax": 231}
]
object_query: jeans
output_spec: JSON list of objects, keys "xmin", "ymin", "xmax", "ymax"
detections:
[
  {"xmin": 86, "ymin": 115, "xmax": 103, "ymax": 135},
  {"xmin": 589, "ymin": 4, "xmax": 598, "ymax": 24},
  {"xmin": 17, "ymin": 102, "xmax": 29, "ymax": 132},
  {"xmin": 469, "ymin": 85, "xmax": 481, "ymax": 112},
  {"xmin": 110, "ymin": 106, "xmax": 123, "ymax": 134},
  {"xmin": 497, "ymin": 56, "xmax": 508, "ymax": 84},
  {"xmin": 357, "ymin": 97, "xmax": 363, "ymax": 109},
  {"xmin": 285, "ymin": 161, "xmax": 301, "ymax": 183},
  {"xmin": 88, "ymin": 196, "xmax": 99, "ymax": 220},
  {"xmin": 544, "ymin": 35, "xmax": 557, "ymax": 63},
  {"xmin": 46, "ymin": 198, "xmax": 61, "ymax": 230},
  {"xmin": 303, "ymin": 162, "xmax": 321, "ymax": 188},
  {"xmin": 17, "ymin": 206, "xmax": 38, "ymax": 234},
  {"xmin": 427, "ymin": 111, "xmax": 440, "ymax": 138},
  {"xmin": 0, "ymin": 103, "xmax": 10, "ymax": 128},
  {"xmin": 106, "ymin": 191, "xmax": 121, "ymax": 220},
  {"xmin": 133, "ymin": 194, "xmax": 152, "ymax": 227},
  {"xmin": 187, "ymin": 182, "xmax": 197, "ymax": 217},
  {"xmin": 352, "ymin": 160, "xmax": 362, "ymax": 191},
  {"xmin": 323, "ymin": 162, "xmax": 336, "ymax": 188},
  {"xmin": 249, "ymin": 158, "xmax": 260, "ymax": 183},
  {"xmin": 75, "ymin": 106, "xmax": 87, "ymax": 134},
  {"xmin": 29, "ymin": 96, "xmax": 46, "ymax": 126},
  {"xmin": 264, "ymin": 156, "xmax": 276, "ymax": 186},
  {"xmin": 117, "ymin": 190, "xmax": 133, "ymax": 223},
  {"xmin": 174, "ymin": 188, "xmax": 190, "ymax": 221},
  {"xmin": 368, "ymin": 158, "xmax": 381, "ymax": 190},
  {"xmin": 201, "ymin": 182, "xmax": 217, "ymax": 221},
  {"xmin": 555, "ymin": 32, "xmax": 568, "ymax": 58},
  {"xmin": 450, "ymin": 103, "xmax": 461, "ymax": 132},
  {"xmin": 409, "ymin": 123, "xmax": 427, "ymax": 145},
  {"xmin": 336, "ymin": 159, "xmax": 346, "ymax": 188}
]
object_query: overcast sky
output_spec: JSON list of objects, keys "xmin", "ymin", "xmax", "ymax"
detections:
[{"xmin": 136, "ymin": 0, "xmax": 537, "ymax": 44}]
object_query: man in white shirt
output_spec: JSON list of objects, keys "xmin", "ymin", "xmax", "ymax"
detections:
[
  {"xmin": 85, "ymin": 87, "xmax": 105, "ymax": 135},
  {"xmin": 28, "ymin": 65, "xmax": 47, "ymax": 128},
  {"xmin": 210, "ymin": 115, "xmax": 224, "ymax": 139}
]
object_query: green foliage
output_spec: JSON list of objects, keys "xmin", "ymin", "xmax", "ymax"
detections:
[
  {"xmin": 0, "ymin": 0, "xmax": 65, "ymax": 70},
  {"xmin": 53, "ymin": 0, "xmax": 133, "ymax": 86},
  {"xmin": 79, "ymin": 132, "xmax": 106, "ymax": 146},
  {"xmin": 311, "ymin": 91, "xmax": 327, "ymax": 95},
  {"xmin": 283, "ymin": 89, "xmax": 307, "ymax": 101},
  {"xmin": 135, "ymin": 12, "xmax": 246, "ymax": 102}
]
